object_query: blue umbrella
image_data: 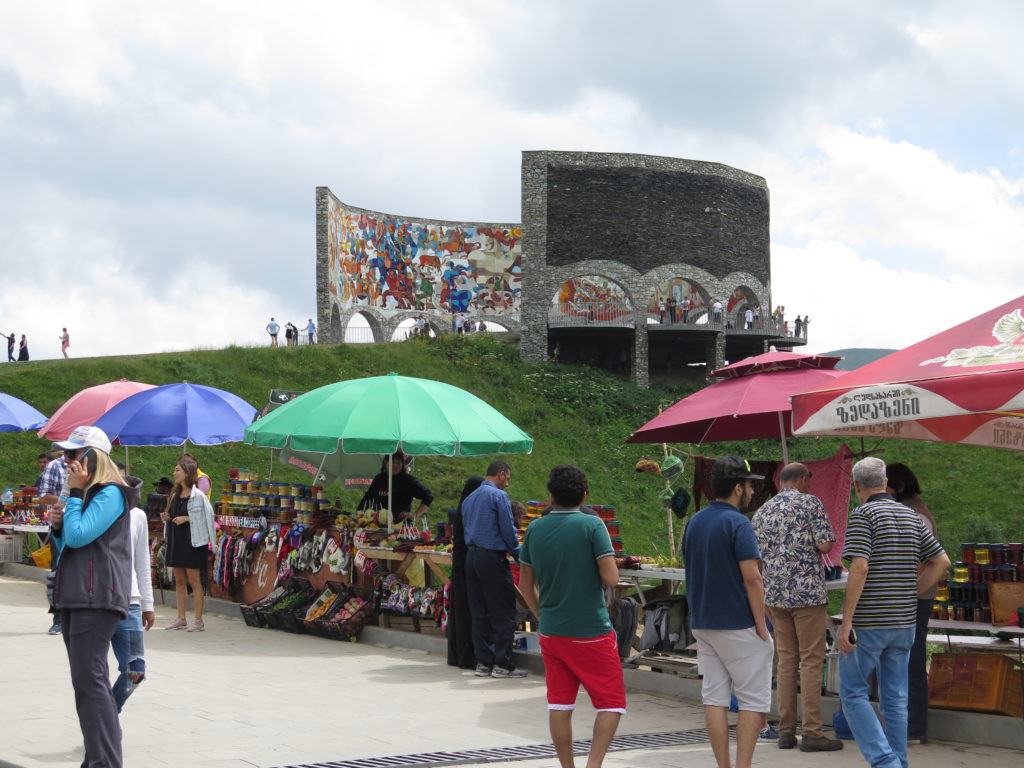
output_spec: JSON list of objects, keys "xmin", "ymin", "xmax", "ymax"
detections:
[
  {"xmin": 93, "ymin": 382, "xmax": 256, "ymax": 446},
  {"xmin": 0, "ymin": 393, "xmax": 47, "ymax": 432}
]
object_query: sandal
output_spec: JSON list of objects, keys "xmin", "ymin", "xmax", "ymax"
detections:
[{"xmin": 165, "ymin": 617, "xmax": 187, "ymax": 630}]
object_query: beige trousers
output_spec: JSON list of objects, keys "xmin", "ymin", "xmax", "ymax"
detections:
[{"xmin": 767, "ymin": 604, "xmax": 827, "ymax": 738}]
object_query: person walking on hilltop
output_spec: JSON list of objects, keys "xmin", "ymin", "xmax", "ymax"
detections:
[
  {"xmin": 752, "ymin": 463, "xmax": 841, "ymax": 752},
  {"xmin": 18, "ymin": 334, "xmax": 29, "ymax": 361},
  {"xmin": 519, "ymin": 465, "xmax": 625, "ymax": 768},
  {"xmin": 3, "ymin": 331, "xmax": 14, "ymax": 361},
  {"xmin": 60, "ymin": 328, "xmax": 70, "ymax": 359}
]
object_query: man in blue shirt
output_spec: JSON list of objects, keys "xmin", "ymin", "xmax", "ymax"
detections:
[
  {"xmin": 461, "ymin": 460, "xmax": 525, "ymax": 678},
  {"xmin": 684, "ymin": 455, "xmax": 772, "ymax": 768}
]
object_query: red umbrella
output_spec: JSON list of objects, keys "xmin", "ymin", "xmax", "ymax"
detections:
[
  {"xmin": 627, "ymin": 353, "xmax": 846, "ymax": 461},
  {"xmin": 38, "ymin": 379, "xmax": 156, "ymax": 441},
  {"xmin": 712, "ymin": 350, "xmax": 842, "ymax": 380},
  {"xmin": 791, "ymin": 294, "xmax": 1024, "ymax": 449}
]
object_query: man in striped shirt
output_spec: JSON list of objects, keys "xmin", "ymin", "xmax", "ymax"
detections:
[{"xmin": 839, "ymin": 457, "xmax": 949, "ymax": 768}]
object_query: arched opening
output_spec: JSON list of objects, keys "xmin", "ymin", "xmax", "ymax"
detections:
[
  {"xmin": 648, "ymin": 277, "xmax": 705, "ymax": 325},
  {"xmin": 391, "ymin": 317, "xmax": 438, "ymax": 341},
  {"xmin": 345, "ymin": 311, "xmax": 380, "ymax": 344},
  {"xmin": 726, "ymin": 285, "xmax": 762, "ymax": 330},
  {"xmin": 549, "ymin": 276, "xmax": 634, "ymax": 327}
]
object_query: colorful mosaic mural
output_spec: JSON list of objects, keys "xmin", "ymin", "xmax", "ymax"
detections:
[
  {"xmin": 327, "ymin": 197, "xmax": 522, "ymax": 315},
  {"xmin": 648, "ymin": 278, "xmax": 703, "ymax": 313},
  {"xmin": 551, "ymin": 277, "xmax": 633, "ymax": 320}
]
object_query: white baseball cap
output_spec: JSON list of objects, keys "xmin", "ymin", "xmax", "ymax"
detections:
[{"xmin": 54, "ymin": 425, "xmax": 112, "ymax": 454}]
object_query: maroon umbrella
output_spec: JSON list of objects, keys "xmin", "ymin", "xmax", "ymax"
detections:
[{"xmin": 627, "ymin": 352, "xmax": 846, "ymax": 461}]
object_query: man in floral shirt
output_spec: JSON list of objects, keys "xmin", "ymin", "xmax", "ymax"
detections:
[{"xmin": 753, "ymin": 463, "xmax": 841, "ymax": 752}]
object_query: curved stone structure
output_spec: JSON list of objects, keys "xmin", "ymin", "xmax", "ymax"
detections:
[{"xmin": 316, "ymin": 150, "xmax": 785, "ymax": 385}]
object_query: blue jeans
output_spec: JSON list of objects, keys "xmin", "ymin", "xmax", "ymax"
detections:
[
  {"xmin": 111, "ymin": 605, "xmax": 146, "ymax": 713},
  {"xmin": 839, "ymin": 626, "xmax": 915, "ymax": 768}
]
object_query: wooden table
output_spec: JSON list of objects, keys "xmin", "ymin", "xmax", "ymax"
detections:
[
  {"xmin": 617, "ymin": 566, "xmax": 849, "ymax": 604},
  {"xmin": 359, "ymin": 546, "xmax": 453, "ymax": 585}
]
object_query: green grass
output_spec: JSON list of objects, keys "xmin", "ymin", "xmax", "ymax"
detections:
[{"xmin": 1, "ymin": 336, "xmax": 1020, "ymax": 558}]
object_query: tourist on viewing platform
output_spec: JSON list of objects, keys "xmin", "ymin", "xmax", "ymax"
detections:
[
  {"xmin": 783, "ymin": 321, "xmax": 791, "ymax": 337},
  {"xmin": 306, "ymin": 318, "xmax": 316, "ymax": 344},
  {"xmin": 285, "ymin": 321, "xmax": 298, "ymax": 346},
  {"xmin": 801, "ymin": 316, "xmax": 810, "ymax": 337},
  {"xmin": 266, "ymin": 317, "xmax": 280, "ymax": 346},
  {"xmin": 794, "ymin": 316, "xmax": 803, "ymax": 338},
  {"xmin": 667, "ymin": 296, "xmax": 678, "ymax": 323},
  {"xmin": 519, "ymin": 465, "xmax": 624, "ymax": 768},
  {"xmin": 683, "ymin": 455, "xmax": 771, "ymax": 768},
  {"xmin": 681, "ymin": 296, "xmax": 691, "ymax": 323},
  {"xmin": 754, "ymin": 305, "xmax": 762, "ymax": 329},
  {"xmin": 744, "ymin": 307, "xmax": 754, "ymax": 330},
  {"xmin": 838, "ymin": 457, "xmax": 949, "ymax": 768},
  {"xmin": 712, "ymin": 299, "xmax": 723, "ymax": 325},
  {"xmin": 657, "ymin": 298, "xmax": 666, "ymax": 323}
]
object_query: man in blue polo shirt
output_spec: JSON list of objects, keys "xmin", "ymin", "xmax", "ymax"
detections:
[
  {"xmin": 461, "ymin": 460, "xmax": 525, "ymax": 678},
  {"xmin": 683, "ymin": 455, "xmax": 772, "ymax": 768}
]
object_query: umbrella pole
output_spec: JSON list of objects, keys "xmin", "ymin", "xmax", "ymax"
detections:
[
  {"xmin": 124, "ymin": 445, "xmax": 130, "ymax": 475},
  {"xmin": 268, "ymin": 448, "xmax": 274, "ymax": 481},
  {"xmin": 778, "ymin": 412, "xmax": 790, "ymax": 464},
  {"xmin": 662, "ymin": 439, "xmax": 675, "ymax": 563},
  {"xmin": 387, "ymin": 455, "xmax": 394, "ymax": 534}
]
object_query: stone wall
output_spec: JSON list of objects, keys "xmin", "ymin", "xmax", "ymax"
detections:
[{"xmin": 520, "ymin": 151, "xmax": 772, "ymax": 383}]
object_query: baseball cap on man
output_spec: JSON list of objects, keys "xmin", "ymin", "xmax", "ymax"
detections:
[
  {"xmin": 54, "ymin": 425, "xmax": 113, "ymax": 455},
  {"xmin": 710, "ymin": 455, "xmax": 764, "ymax": 481}
]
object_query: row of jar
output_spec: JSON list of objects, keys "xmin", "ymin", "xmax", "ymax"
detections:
[
  {"xmin": 219, "ymin": 493, "xmax": 323, "ymax": 512},
  {"xmin": 222, "ymin": 480, "xmax": 326, "ymax": 500},
  {"xmin": 951, "ymin": 561, "xmax": 1023, "ymax": 583},
  {"xmin": 934, "ymin": 601, "xmax": 993, "ymax": 623},
  {"xmin": 959, "ymin": 542, "xmax": 1023, "ymax": 565}
]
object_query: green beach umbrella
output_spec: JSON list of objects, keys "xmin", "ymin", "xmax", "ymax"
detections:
[{"xmin": 243, "ymin": 373, "xmax": 533, "ymax": 457}]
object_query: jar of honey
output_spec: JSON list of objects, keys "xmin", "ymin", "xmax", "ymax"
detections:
[
  {"xmin": 991, "ymin": 543, "xmax": 1006, "ymax": 566},
  {"xmin": 961, "ymin": 543, "xmax": 976, "ymax": 564},
  {"xmin": 975, "ymin": 544, "xmax": 991, "ymax": 565},
  {"xmin": 952, "ymin": 561, "xmax": 970, "ymax": 582}
]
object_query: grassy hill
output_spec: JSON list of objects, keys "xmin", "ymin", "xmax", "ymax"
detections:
[{"xmin": 1, "ymin": 336, "xmax": 1020, "ymax": 558}]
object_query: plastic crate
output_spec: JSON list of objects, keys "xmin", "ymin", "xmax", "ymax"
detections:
[
  {"xmin": 0, "ymin": 534, "xmax": 23, "ymax": 563},
  {"xmin": 929, "ymin": 653, "xmax": 1023, "ymax": 716}
]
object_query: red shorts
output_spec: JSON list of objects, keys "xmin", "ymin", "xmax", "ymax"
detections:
[{"xmin": 539, "ymin": 630, "xmax": 626, "ymax": 713}]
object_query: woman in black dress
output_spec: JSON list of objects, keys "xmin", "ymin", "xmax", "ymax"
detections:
[
  {"xmin": 447, "ymin": 475, "xmax": 484, "ymax": 669},
  {"xmin": 18, "ymin": 334, "xmax": 28, "ymax": 361},
  {"xmin": 160, "ymin": 455, "xmax": 216, "ymax": 632}
]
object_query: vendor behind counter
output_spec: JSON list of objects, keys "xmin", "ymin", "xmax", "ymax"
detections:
[{"xmin": 357, "ymin": 452, "xmax": 433, "ymax": 525}]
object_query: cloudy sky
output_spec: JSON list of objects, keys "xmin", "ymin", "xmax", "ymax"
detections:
[{"xmin": 1, "ymin": 1, "xmax": 1022, "ymax": 361}]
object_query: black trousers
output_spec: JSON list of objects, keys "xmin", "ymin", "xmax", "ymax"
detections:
[
  {"xmin": 907, "ymin": 598, "xmax": 932, "ymax": 738},
  {"xmin": 61, "ymin": 608, "xmax": 123, "ymax": 768},
  {"xmin": 465, "ymin": 548, "xmax": 517, "ymax": 670}
]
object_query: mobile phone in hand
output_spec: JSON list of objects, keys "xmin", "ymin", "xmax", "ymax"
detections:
[{"xmin": 847, "ymin": 628, "xmax": 857, "ymax": 645}]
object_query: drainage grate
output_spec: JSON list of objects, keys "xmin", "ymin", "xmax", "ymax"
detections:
[{"xmin": 274, "ymin": 726, "xmax": 725, "ymax": 768}]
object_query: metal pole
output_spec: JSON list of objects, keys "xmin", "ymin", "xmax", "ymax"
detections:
[
  {"xmin": 124, "ymin": 445, "xmax": 130, "ymax": 475},
  {"xmin": 778, "ymin": 411, "xmax": 790, "ymax": 464},
  {"xmin": 387, "ymin": 454, "xmax": 394, "ymax": 534}
]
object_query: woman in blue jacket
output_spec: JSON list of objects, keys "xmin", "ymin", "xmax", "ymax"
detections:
[{"xmin": 51, "ymin": 425, "xmax": 132, "ymax": 768}]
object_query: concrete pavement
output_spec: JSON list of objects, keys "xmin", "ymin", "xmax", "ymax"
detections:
[{"xmin": 0, "ymin": 573, "xmax": 1021, "ymax": 767}]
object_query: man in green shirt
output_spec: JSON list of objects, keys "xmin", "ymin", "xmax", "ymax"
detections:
[{"xmin": 519, "ymin": 465, "xmax": 624, "ymax": 768}]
